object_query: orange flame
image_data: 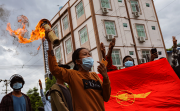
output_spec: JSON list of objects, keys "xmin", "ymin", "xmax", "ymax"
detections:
[
  {"xmin": 6, "ymin": 15, "xmax": 45, "ymax": 44},
  {"xmin": 37, "ymin": 45, "xmax": 41, "ymax": 50}
]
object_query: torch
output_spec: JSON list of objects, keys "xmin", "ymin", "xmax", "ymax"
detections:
[{"xmin": 40, "ymin": 19, "xmax": 60, "ymax": 46}]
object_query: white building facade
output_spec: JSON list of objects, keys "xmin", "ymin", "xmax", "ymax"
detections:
[{"xmin": 44, "ymin": 0, "xmax": 167, "ymax": 73}]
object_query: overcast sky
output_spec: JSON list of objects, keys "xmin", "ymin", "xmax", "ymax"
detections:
[{"xmin": 0, "ymin": 0, "xmax": 179, "ymax": 101}]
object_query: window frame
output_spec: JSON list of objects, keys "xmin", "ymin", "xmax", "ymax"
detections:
[
  {"xmin": 103, "ymin": 20, "xmax": 118, "ymax": 37},
  {"xmin": 65, "ymin": 38, "xmax": 72, "ymax": 54},
  {"xmin": 78, "ymin": 25, "xmax": 89, "ymax": 45},
  {"xmin": 100, "ymin": 0, "xmax": 112, "ymax": 10},
  {"xmin": 75, "ymin": 1, "xmax": 85, "ymax": 19},
  {"xmin": 129, "ymin": 51, "xmax": 134, "ymax": 55},
  {"xmin": 146, "ymin": 3, "xmax": 150, "ymax": 7},
  {"xmin": 111, "ymin": 49, "xmax": 123, "ymax": 66},
  {"xmin": 130, "ymin": 0, "xmax": 141, "ymax": 13},
  {"xmin": 141, "ymin": 49, "xmax": 150, "ymax": 58},
  {"xmin": 54, "ymin": 46, "xmax": 61, "ymax": 63},
  {"xmin": 152, "ymin": 26, "xmax": 156, "ymax": 30},
  {"xmin": 52, "ymin": 25, "xmax": 59, "ymax": 38},
  {"xmin": 62, "ymin": 15, "xmax": 69, "ymax": 31},
  {"xmin": 135, "ymin": 24, "xmax": 148, "ymax": 40}
]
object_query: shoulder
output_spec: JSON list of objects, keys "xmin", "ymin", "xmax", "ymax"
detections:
[
  {"xmin": 22, "ymin": 93, "xmax": 30, "ymax": 100},
  {"xmin": 1, "ymin": 92, "xmax": 12, "ymax": 103},
  {"xmin": 50, "ymin": 84, "xmax": 62, "ymax": 93}
]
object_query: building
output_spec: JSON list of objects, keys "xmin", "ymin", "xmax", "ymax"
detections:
[{"xmin": 43, "ymin": 0, "xmax": 167, "ymax": 73}]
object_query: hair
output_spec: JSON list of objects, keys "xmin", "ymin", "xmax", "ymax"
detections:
[
  {"xmin": 45, "ymin": 90, "xmax": 49, "ymax": 100},
  {"xmin": 72, "ymin": 48, "xmax": 86, "ymax": 70},
  {"xmin": 123, "ymin": 55, "xmax": 134, "ymax": 63}
]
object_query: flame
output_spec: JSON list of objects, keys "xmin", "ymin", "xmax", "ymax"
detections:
[
  {"xmin": 37, "ymin": 45, "xmax": 41, "ymax": 50},
  {"xmin": 6, "ymin": 15, "xmax": 45, "ymax": 44}
]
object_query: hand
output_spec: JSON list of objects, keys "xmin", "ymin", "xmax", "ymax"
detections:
[
  {"xmin": 109, "ymin": 38, "xmax": 116, "ymax": 49},
  {"xmin": 97, "ymin": 61, "xmax": 108, "ymax": 78},
  {"xmin": 172, "ymin": 36, "xmax": 177, "ymax": 48},
  {"xmin": 100, "ymin": 42, "xmax": 106, "ymax": 58},
  {"xmin": 45, "ymin": 29, "xmax": 52, "ymax": 42},
  {"xmin": 150, "ymin": 52, "xmax": 158, "ymax": 61},
  {"xmin": 39, "ymin": 79, "xmax": 42, "ymax": 89}
]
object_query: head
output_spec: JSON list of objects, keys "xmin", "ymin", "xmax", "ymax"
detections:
[
  {"xmin": 38, "ymin": 107, "xmax": 44, "ymax": 111},
  {"xmin": 45, "ymin": 90, "xmax": 50, "ymax": 101},
  {"xmin": 10, "ymin": 74, "xmax": 25, "ymax": 92},
  {"xmin": 123, "ymin": 56, "xmax": 135, "ymax": 68},
  {"xmin": 72, "ymin": 48, "xmax": 93, "ymax": 71}
]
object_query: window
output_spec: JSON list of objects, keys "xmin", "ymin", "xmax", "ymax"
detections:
[
  {"xmin": 63, "ymin": 16, "xmax": 69, "ymax": 30},
  {"xmin": 158, "ymin": 51, "xmax": 162, "ymax": 55},
  {"xmin": 129, "ymin": 51, "xmax": 134, "ymax": 55},
  {"xmin": 142, "ymin": 50, "xmax": 150, "ymax": 58},
  {"xmin": 152, "ymin": 26, "xmax": 155, "ymax": 30},
  {"xmin": 76, "ymin": 1, "xmax": 84, "ymax": 19},
  {"xmin": 136, "ymin": 24, "xmax": 146, "ymax": 38},
  {"xmin": 146, "ymin": 3, "xmax": 150, "ymax": 7},
  {"xmin": 55, "ymin": 47, "xmax": 61, "ymax": 62},
  {"xmin": 79, "ymin": 27, "xmax": 88, "ymax": 45},
  {"xmin": 105, "ymin": 21, "xmax": 116, "ymax": 36},
  {"xmin": 123, "ymin": 23, "xmax": 128, "ymax": 27},
  {"xmin": 65, "ymin": 38, "xmax": 72, "ymax": 54},
  {"xmin": 112, "ymin": 49, "xmax": 121, "ymax": 65},
  {"xmin": 101, "ymin": 0, "xmax": 111, "ymax": 8},
  {"xmin": 130, "ymin": 1, "xmax": 140, "ymax": 12},
  {"xmin": 118, "ymin": 0, "xmax": 122, "ymax": 3},
  {"xmin": 52, "ymin": 25, "xmax": 59, "ymax": 37}
]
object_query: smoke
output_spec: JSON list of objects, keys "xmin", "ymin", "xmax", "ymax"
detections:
[{"xmin": 0, "ymin": 4, "xmax": 10, "ymax": 23}]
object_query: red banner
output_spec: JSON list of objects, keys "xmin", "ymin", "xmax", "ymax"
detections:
[{"xmin": 99, "ymin": 58, "xmax": 180, "ymax": 111}]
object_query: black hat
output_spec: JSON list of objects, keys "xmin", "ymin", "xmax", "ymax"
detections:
[{"xmin": 10, "ymin": 74, "xmax": 25, "ymax": 88}]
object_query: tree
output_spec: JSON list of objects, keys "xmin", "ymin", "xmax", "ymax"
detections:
[
  {"xmin": 45, "ymin": 76, "xmax": 56, "ymax": 92},
  {"xmin": 27, "ymin": 87, "xmax": 43, "ymax": 111}
]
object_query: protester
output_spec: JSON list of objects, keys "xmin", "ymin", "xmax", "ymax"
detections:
[
  {"xmin": 123, "ymin": 55, "xmax": 135, "ymax": 68},
  {"xmin": 39, "ymin": 79, "xmax": 52, "ymax": 111},
  {"xmin": 171, "ymin": 36, "xmax": 180, "ymax": 78},
  {"xmin": 45, "ymin": 29, "xmax": 111, "ymax": 111},
  {"xmin": 38, "ymin": 107, "xmax": 44, "ymax": 111},
  {"xmin": 50, "ymin": 64, "xmax": 73, "ymax": 111},
  {"xmin": 100, "ymin": 38, "xmax": 118, "ymax": 72},
  {"xmin": 0, "ymin": 74, "xmax": 32, "ymax": 111},
  {"xmin": 150, "ymin": 48, "xmax": 158, "ymax": 61}
]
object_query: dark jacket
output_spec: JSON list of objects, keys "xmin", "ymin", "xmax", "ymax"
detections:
[
  {"xmin": 50, "ymin": 84, "xmax": 69, "ymax": 111},
  {"xmin": 0, "ymin": 92, "xmax": 32, "ymax": 111}
]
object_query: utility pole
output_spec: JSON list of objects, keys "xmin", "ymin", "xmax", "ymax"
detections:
[{"xmin": 0, "ymin": 79, "xmax": 11, "ymax": 95}]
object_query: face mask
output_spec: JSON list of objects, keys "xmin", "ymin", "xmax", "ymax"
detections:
[
  {"xmin": 48, "ymin": 96, "xmax": 51, "ymax": 101},
  {"xmin": 81, "ymin": 57, "xmax": 94, "ymax": 71},
  {"xmin": 125, "ymin": 61, "xmax": 134, "ymax": 68},
  {"xmin": 13, "ymin": 82, "xmax": 22, "ymax": 90}
]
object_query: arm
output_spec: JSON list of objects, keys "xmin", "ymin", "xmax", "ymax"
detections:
[
  {"xmin": 106, "ymin": 38, "xmax": 115, "ymax": 59},
  {"xmin": 46, "ymin": 29, "xmax": 72, "ymax": 83},
  {"xmin": 51, "ymin": 91, "xmax": 69, "ymax": 111},
  {"xmin": 40, "ymin": 89, "xmax": 46, "ymax": 105},
  {"xmin": 97, "ymin": 61, "xmax": 111, "ymax": 102}
]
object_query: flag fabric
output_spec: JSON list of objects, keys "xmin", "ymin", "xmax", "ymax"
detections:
[{"xmin": 98, "ymin": 58, "xmax": 180, "ymax": 111}]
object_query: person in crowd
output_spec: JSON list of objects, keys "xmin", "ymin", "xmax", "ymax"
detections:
[
  {"xmin": 45, "ymin": 29, "xmax": 111, "ymax": 111},
  {"xmin": 38, "ymin": 107, "xmax": 44, "ymax": 111},
  {"xmin": 171, "ymin": 36, "xmax": 180, "ymax": 78},
  {"xmin": 50, "ymin": 64, "xmax": 73, "ymax": 111},
  {"xmin": 39, "ymin": 79, "xmax": 51, "ymax": 111},
  {"xmin": 100, "ymin": 38, "xmax": 118, "ymax": 72},
  {"xmin": 0, "ymin": 74, "xmax": 32, "ymax": 111},
  {"xmin": 150, "ymin": 48, "xmax": 158, "ymax": 61},
  {"xmin": 123, "ymin": 55, "xmax": 135, "ymax": 68}
]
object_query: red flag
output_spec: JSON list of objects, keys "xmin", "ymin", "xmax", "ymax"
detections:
[{"xmin": 99, "ymin": 58, "xmax": 180, "ymax": 111}]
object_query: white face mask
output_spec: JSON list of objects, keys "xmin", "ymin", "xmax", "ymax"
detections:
[{"xmin": 48, "ymin": 96, "xmax": 51, "ymax": 101}]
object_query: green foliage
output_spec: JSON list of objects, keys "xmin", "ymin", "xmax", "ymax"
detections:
[
  {"xmin": 45, "ymin": 76, "xmax": 56, "ymax": 92},
  {"xmin": 166, "ymin": 46, "xmax": 173, "ymax": 51},
  {"xmin": 27, "ymin": 87, "xmax": 43, "ymax": 111},
  {"xmin": 45, "ymin": 76, "xmax": 69, "ymax": 92}
]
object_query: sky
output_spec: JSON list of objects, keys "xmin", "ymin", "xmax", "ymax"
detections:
[{"xmin": 0, "ymin": 0, "xmax": 179, "ymax": 101}]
